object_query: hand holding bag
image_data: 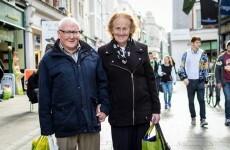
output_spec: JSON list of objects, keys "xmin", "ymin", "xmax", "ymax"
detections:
[
  {"xmin": 142, "ymin": 124, "xmax": 162, "ymax": 150},
  {"xmin": 142, "ymin": 123, "xmax": 171, "ymax": 150},
  {"xmin": 32, "ymin": 135, "xmax": 49, "ymax": 150}
]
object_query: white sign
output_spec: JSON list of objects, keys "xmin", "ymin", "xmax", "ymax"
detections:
[
  {"xmin": 42, "ymin": 21, "xmax": 59, "ymax": 55},
  {"xmin": 1, "ymin": 73, "xmax": 15, "ymax": 97}
]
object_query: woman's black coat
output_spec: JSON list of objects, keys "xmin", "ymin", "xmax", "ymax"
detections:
[{"xmin": 98, "ymin": 40, "xmax": 161, "ymax": 126}]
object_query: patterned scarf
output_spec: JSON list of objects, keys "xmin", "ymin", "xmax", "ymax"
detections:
[{"xmin": 112, "ymin": 37, "xmax": 132, "ymax": 64}]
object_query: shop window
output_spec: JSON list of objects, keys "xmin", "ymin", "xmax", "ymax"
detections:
[{"xmin": 34, "ymin": 34, "xmax": 41, "ymax": 51}]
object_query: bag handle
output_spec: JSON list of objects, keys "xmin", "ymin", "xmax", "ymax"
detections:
[
  {"xmin": 144, "ymin": 124, "xmax": 154, "ymax": 138},
  {"xmin": 155, "ymin": 123, "xmax": 171, "ymax": 150}
]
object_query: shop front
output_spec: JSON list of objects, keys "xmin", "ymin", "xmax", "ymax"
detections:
[{"xmin": 0, "ymin": 1, "xmax": 25, "ymax": 73}]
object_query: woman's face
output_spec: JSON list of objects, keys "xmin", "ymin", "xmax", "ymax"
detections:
[
  {"xmin": 112, "ymin": 16, "xmax": 131, "ymax": 47},
  {"xmin": 164, "ymin": 57, "xmax": 169, "ymax": 64}
]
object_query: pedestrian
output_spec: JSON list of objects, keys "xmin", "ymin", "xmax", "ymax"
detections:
[
  {"xmin": 149, "ymin": 52, "xmax": 158, "ymax": 76},
  {"xmin": 158, "ymin": 55, "xmax": 176, "ymax": 109},
  {"xmin": 98, "ymin": 12, "xmax": 161, "ymax": 150},
  {"xmin": 38, "ymin": 17, "xmax": 110, "ymax": 150},
  {"xmin": 149, "ymin": 52, "xmax": 160, "ymax": 94},
  {"xmin": 214, "ymin": 49, "xmax": 226, "ymax": 106},
  {"xmin": 179, "ymin": 36, "xmax": 209, "ymax": 127},
  {"xmin": 215, "ymin": 40, "xmax": 230, "ymax": 126}
]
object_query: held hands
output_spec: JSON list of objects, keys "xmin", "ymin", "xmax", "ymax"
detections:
[
  {"xmin": 96, "ymin": 104, "xmax": 107, "ymax": 122},
  {"xmin": 151, "ymin": 114, "xmax": 160, "ymax": 124},
  {"xmin": 183, "ymin": 79, "xmax": 189, "ymax": 86}
]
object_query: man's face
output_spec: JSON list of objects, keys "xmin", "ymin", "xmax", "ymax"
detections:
[
  {"xmin": 58, "ymin": 22, "xmax": 80, "ymax": 51},
  {"xmin": 112, "ymin": 16, "xmax": 131, "ymax": 47},
  {"xmin": 191, "ymin": 40, "xmax": 201, "ymax": 49},
  {"xmin": 149, "ymin": 54, "xmax": 153, "ymax": 60}
]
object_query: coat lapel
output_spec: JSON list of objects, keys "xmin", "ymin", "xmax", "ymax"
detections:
[{"xmin": 103, "ymin": 41, "xmax": 144, "ymax": 71}]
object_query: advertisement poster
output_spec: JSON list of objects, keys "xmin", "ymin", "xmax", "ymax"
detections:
[
  {"xmin": 42, "ymin": 21, "xmax": 58, "ymax": 55},
  {"xmin": 24, "ymin": 69, "xmax": 37, "ymax": 90},
  {"xmin": 1, "ymin": 73, "xmax": 15, "ymax": 97}
]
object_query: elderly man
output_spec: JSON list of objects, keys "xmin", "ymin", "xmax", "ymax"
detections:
[{"xmin": 38, "ymin": 17, "xmax": 110, "ymax": 150}]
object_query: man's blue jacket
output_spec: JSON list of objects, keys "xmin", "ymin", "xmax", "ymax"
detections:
[{"xmin": 39, "ymin": 39, "xmax": 110, "ymax": 137}]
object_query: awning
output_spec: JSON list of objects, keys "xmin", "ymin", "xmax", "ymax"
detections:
[{"xmin": 0, "ymin": 19, "xmax": 25, "ymax": 30}]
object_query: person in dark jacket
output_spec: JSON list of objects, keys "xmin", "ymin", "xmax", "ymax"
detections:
[
  {"xmin": 38, "ymin": 17, "xmax": 110, "ymax": 150},
  {"xmin": 158, "ymin": 55, "xmax": 176, "ymax": 109},
  {"xmin": 98, "ymin": 12, "xmax": 161, "ymax": 150},
  {"xmin": 215, "ymin": 40, "xmax": 230, "ymax": 126},
  {"xmin": 27, "ymin": 70, "xmax": 39, "ymax": 104}
]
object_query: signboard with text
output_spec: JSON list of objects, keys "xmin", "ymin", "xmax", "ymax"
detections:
[
  {"xmin": 42, "ymin": 21, "xmax": 58, "ymax": 55},
  {"xmin": 1, "ymin": 73, "xmax": 15, "ymax": 97}
]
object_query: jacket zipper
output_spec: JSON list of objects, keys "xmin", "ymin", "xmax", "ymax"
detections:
[{"xmin": 110, "ymin": 63, "xmax": 135, "ymax": 125}]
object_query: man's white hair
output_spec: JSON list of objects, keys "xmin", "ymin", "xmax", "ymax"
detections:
[{"xmin": 58, "ymin": 17, "xmax": 81, "ymax": 30}]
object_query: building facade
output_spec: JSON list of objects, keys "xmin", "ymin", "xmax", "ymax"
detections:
[
  {"xmin": 143, "ymin": 11, "xmax": 169, "ymax": 60},
  {"xmin": 171, "ymin": 0, "xmax": 218, "ymax": 76}
]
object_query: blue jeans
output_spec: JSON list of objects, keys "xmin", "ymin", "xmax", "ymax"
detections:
[
  {"xmin": 223, "ymin": 82, "xmax": 230, "ymax": 119},
  {"xmin": 161, "ymin": 81, "xmax": 173, "ymax": 106},
  {"xmin": 186, "ymin": 79, "xmax": 206, "ymax": 120}
]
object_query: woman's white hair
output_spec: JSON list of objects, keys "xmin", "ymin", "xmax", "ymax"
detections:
[{"xmin": 58, "ymin": 17, "xmax": 81, "ymax": 30}]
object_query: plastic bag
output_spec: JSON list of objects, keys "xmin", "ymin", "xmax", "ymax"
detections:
[
  {"xmin": 32, "ymin": 136, "xmax": 49, "ymax": 150},
  {"xmin": 47, "ymin": 135, "xmax": 59, "ymax": 150},
  {"xmin": 3, "ymin": 87, "xmax": 12, "ymax": 100}
]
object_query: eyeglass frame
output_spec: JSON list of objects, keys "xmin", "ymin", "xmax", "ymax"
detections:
[{"xmin": 59, "ymin": 30, "xmax": 81, "ymax": 37}]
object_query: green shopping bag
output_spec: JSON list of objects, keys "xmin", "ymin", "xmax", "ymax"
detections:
[
  {"xmin": 32, "ymin": 135, "xmax": 49, "ymax": 150},
  {"xmin": 142, "ymin": 124, "xmax": 162, "ymax": 150}
]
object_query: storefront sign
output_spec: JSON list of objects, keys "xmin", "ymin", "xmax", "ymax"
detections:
[{"xmin": 0, "ymin": 1, "xmax": 24, "ymax": 29}]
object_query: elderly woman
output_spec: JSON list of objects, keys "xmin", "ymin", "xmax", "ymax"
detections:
[{"xmin": 98, "ymin": 12, "xmax": 161, "ymax": 150}]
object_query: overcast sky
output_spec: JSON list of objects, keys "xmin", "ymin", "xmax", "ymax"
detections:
[{"xmin": 127, "ymin": 0, "xmax": 173, "ymax": 32}]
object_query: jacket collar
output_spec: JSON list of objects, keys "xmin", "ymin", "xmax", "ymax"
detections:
[
  {"xmin": 51, "ymin": 39, "xmax": 93, "ymax": 58},
  {"xmin": 103, "ymin": 39, "xmax": 143, "ymax": 71}
]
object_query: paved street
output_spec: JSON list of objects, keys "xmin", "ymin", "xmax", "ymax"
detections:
[{"xmin": 0, "ymin": 81, "xmax": 229, "ymax": 150}]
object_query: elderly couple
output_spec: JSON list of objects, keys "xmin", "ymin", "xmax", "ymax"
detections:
[{"xmin": 38, "ymin": 12, "xmax": 161, "ymax": 150}]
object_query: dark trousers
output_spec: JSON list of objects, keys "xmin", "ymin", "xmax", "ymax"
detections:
[
  {"xmin": 111, "ymin": 123, "xmax": 149, "ymax": 150},
  {"xmin": 187, "ymin": 79, "xmax": 206, "ymax": 120},
  {"xmin": 216, "ymin": 87, "xmax": 221, "ymax": 102}
]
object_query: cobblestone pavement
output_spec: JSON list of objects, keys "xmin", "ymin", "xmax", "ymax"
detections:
[{"xmin": 0, "ymin": 81, "xmax": 229, "ymax": 150}]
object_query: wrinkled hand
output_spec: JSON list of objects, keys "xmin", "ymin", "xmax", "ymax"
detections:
[
  {"xmin": 96, "ymin": 104, "xmax": 107, "ymax": 122},
  {"xmin": 217, "ymin": 83, "xmax": 222, "ymax": 90},
  {"xmin": 183, "ymin": 79, "xmax": 189, "ymax": 86},
  {"xmin": 151, "ymin": 114, "xmax": 160, "ymax": 124}
]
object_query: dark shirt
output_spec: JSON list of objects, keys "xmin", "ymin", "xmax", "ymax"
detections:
[{"xmin": 224, "ymin": 53, "xmax": 230, "ymax": 82}]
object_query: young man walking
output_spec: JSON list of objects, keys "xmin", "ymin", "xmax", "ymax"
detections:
[
  {"xmin": 215, "ymin": 40, "xmax": 230, "ymax": 126},
  {"xmin": 179, "ymin": 36, "xmax": 209, "ymax": 127}
]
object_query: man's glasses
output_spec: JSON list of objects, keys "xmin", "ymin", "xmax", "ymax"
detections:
[{"xmin": 59, "ymin": 30, "xmax": 81, "ymax": 37}]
